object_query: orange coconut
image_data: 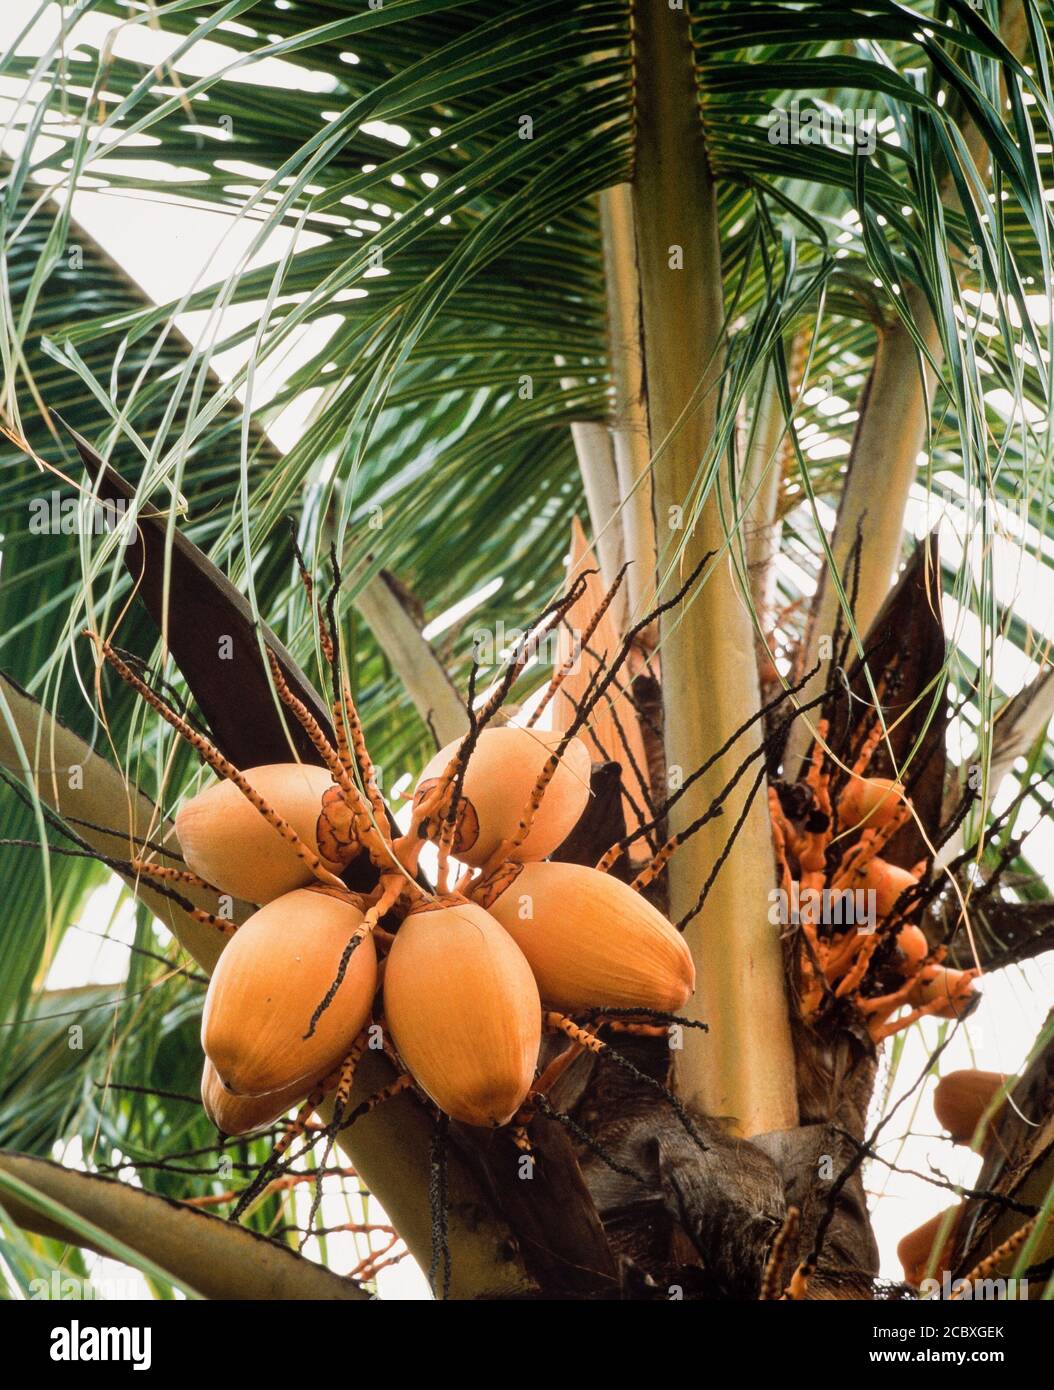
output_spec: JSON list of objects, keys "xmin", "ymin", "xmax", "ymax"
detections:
[
  {"xmin": 176, "ymin": 762, "xmax": 345, "ymax": 903},
  {"xmin": 202, "ymin": 887, "xmax": 376, "ymax": 1096},
  {"xmin": 200, "ymin": 1058, "xmax": 308, "ymax": 1136},
  {"xmin": 933, "ymin": 1069, "xmax": 1008, "ymax": 1146},
  {"xmin": 861, "ymin": 856, "xmax": 918, "ymax": 919},
  {"xmin": 907, "ymin": 964, "xmax": 977, "ymax": 1020},
  {"xmin": 898, "ymin": 1206, "xmax": 961, "ymax": 1286},
  {"xmin": 894, "ymin": 923, "xmax": 929, "ymax": 975},
  {"xmin": 383, "ymin": 899, "xmax": 541, "ymax": 1127},
  {"xmin": 839, "ymin": 776, "xmax": 905, "ymax": 830},
  {"xmin": 412, "ymin": 727, "xmax": 590, "ymax": 868},
  {"xmin": 488, "ymin": 860, "xmax": 695, "ymax": 1012}
]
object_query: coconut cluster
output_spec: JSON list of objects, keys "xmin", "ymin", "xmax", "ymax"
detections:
[
  {"xmin": 770, "ymin": 730, "xmax": 979, "ymax": 1042},
  {"xmin": 178, "ymin": 726, "xmax": 694, "ymax": 1136}
]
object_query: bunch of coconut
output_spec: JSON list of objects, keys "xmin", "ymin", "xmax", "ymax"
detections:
[{"xmin": 176, "ymin": 728, "xmax": 694, "ymax": 1137}]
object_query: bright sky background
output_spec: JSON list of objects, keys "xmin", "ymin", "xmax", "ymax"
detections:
[{"xmin": 3, "ymin": 1, "xmax": 1054, "ymax": 1302}]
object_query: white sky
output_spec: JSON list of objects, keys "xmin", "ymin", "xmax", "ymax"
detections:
[{"xmin": 3, "ymin": 1, "xmax": 1054, "ymax": 1301}]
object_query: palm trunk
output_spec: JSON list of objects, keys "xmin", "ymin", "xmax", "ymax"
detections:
[
  {"xmin": 600, "ymin": 183, "xmax": 656, "ymax": 637},
  {"xmin": 630, "ymin": 2, "xmax": 797, "ymax": 1135}
]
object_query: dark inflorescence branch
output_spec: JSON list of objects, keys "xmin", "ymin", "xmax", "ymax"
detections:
[
  {"xmin": 0, "ymin": 830, "xmax": 223, "ymax": 930},
  {"xmin": 73, "ymin": 925, "xmax": 207, "ymax": 984},
  {"xmin": 839, "ymin": 1129, "xmax": 1038, "ymax": 1218},
  {"xmin": 532, "ymin": 1092, "xmax": 650, "ymax": 1187},
  {"xmin": 95, "ymin": 1079, "xmax": 200, "ymax": 1106},
  {"xmin": 303, "ymin": 934, "xmax": 363, "ymax": 1041},
  {"xmin": 63, "ymin": 814, "xmax": 182, "ymax": 862},
  {"xmin": 676, "ymin": 762, "xmax": 769, "ymax": 931}
]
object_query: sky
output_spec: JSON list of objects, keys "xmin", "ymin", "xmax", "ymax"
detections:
[{"xmin": 2, "ymin": 0, "xmax": 1054, "ymax": 1301}]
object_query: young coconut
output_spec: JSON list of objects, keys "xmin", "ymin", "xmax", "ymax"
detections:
[
  {"xmin": 933, "ymin": 1069, "xmax": 1008, "ymax": 1146},
  {"xmin": 894, "ymin": 923, "xmax": 929, "ymax": 975},
  {"xmin": 202, "ymin": 886, "xmax": 376, "ymax": 1096},
  {"xmin": 176, "ymin": 762, "xmax": 347, "ymax": 903},
  {"xmin": 488, "ymin": 861, "xmax": 695, "ymax": 1012},
  {"xmin": 201, "ymin": 1057, "xmax": 308, "ymax": 1136},
  {"xmin": 413, "ymin": 727, "xmax": 590, "ymax": 867},
  {"xmin": 897, "ymin": 1206, "xmax": 962, "ymax": 1287},
  {"xmin": 860, "ymin": 856, "xmax": 918, "ymax": 919},
  {"xmin": 907, "ymin": 964, "xmax": 979, "ymax": 1020},
  {"xmin": 839, "ymin": 776, "xmax": 905, "ymax": 831},
  {"xmin": 382, "ymin": 898, "xmax": 541, "ymax": 1127}
]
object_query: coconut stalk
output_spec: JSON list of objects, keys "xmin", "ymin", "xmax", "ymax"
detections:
[{"xmin": 630, "ymin": 3, "xmax": 797, "ymax": 1135}]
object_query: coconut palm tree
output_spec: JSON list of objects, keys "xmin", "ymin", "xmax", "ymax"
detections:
[{"xmin": 1, "ymin": 0, "xmax": 1053, "ymax": 1300}]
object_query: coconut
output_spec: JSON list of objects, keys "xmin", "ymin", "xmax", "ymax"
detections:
[
  {"xmin": 933, "ymin": 1069, "xmax": 1007, "ymax": 1146},
  {"xmin": 382, "ymin": 899, "xmax": 541, "ymax": 1127},
  {"xmin": 897, "ymin": 1206, "xmax": 961, "ymax": 1286},
  {"xmin": 412, "ymin": 727, "xmax": 590, "ymax": 868},
  {"xmin": 894, "ymin": 924, "xmax": 929, "ymax": 975},
  {"xmin": 200, "ymin": 1058, "xmax": 308, "ymax": 1136},
  {"xmin": 176, "ymin": 762, "xmax": 345, "ymax": 903},
  {"xmin": 839, "ymin": 776, "xmax": 905, "ymax": 830},
  {"xmin": 202, "ymin": 887, "xmax": 376, "ymax": 1096},
  {"xmin": 488, "ymin": 861, "xmax": 695, "ymax": 1012},
  {"xmin": 861, "ymin": 856, "xmax": 918, "ymax": 919},
  {"xmin": 907, "ymin": 964, "xmax": 977, "ymax": 1020}
]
